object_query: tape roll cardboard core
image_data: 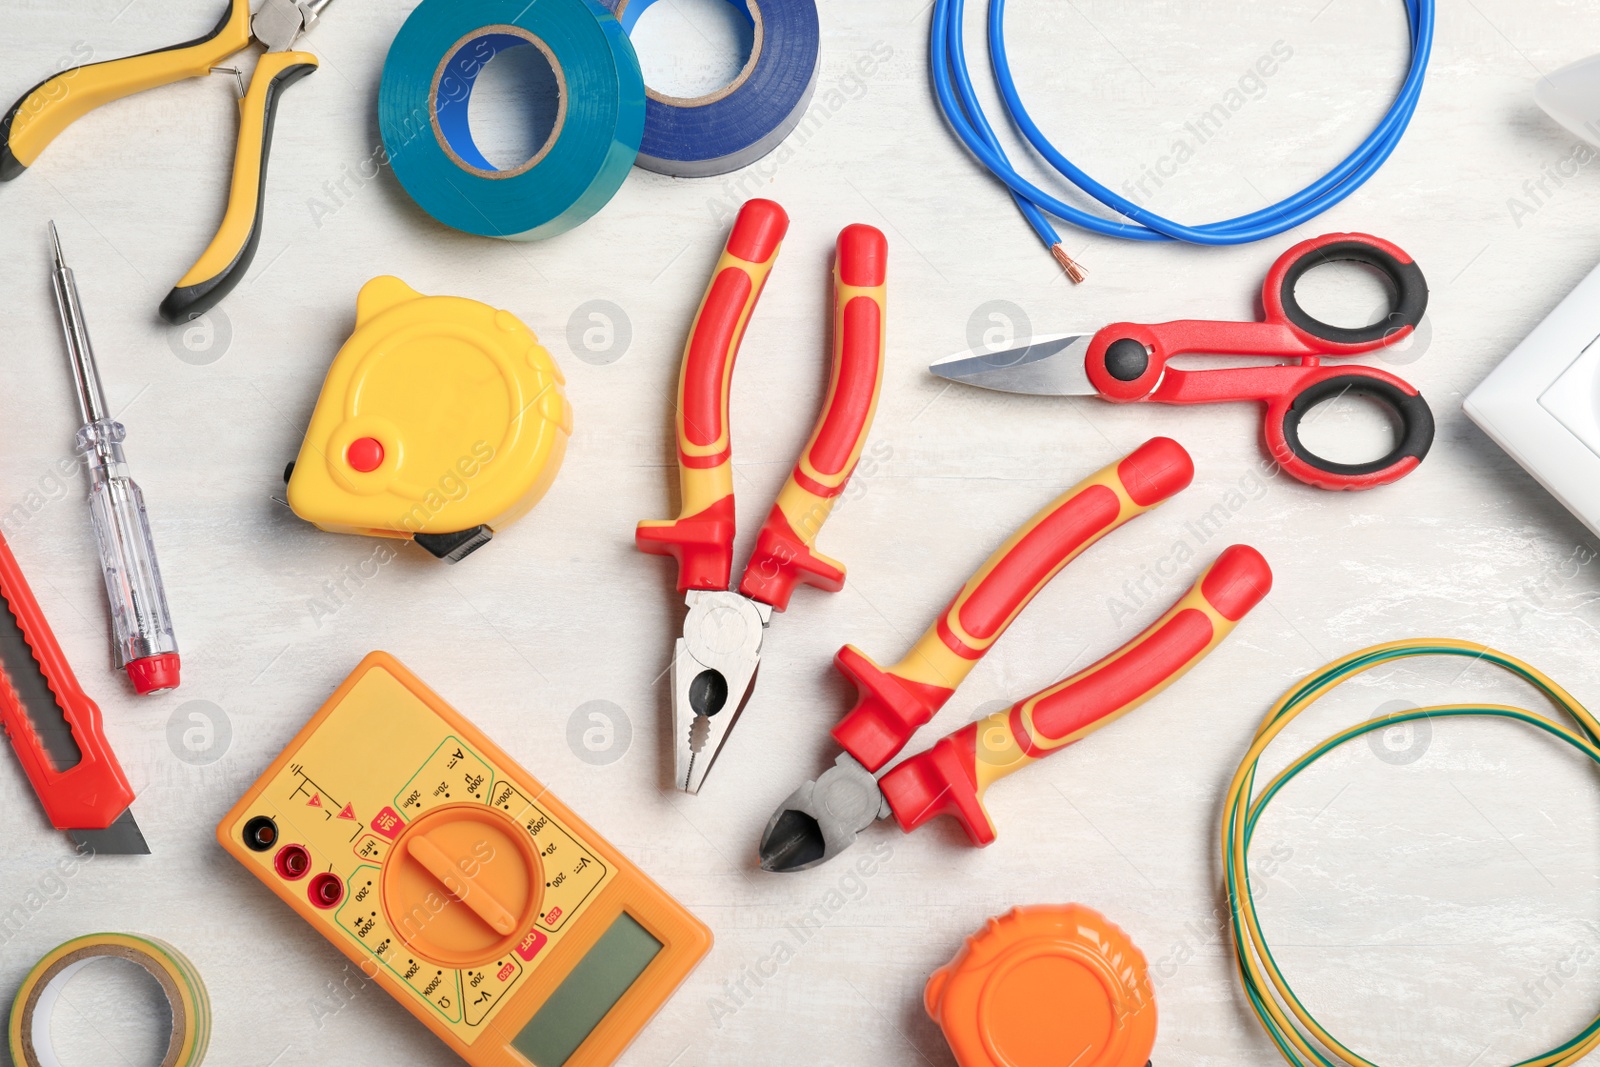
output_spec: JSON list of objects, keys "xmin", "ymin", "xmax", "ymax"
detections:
[
  {"xmin": 615, "ymin": 0, "xmax": 765, "ymax": 108},
  {"xmin": 430, "ymin": 26, "xmax": 570, "ymax": 180}
]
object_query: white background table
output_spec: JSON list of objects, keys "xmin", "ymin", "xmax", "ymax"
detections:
[{"xmin": 5, "ymin": 0, "xmax": 1600, "ymax": 1064}]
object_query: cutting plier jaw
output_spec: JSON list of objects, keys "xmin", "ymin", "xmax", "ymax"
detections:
[
  {"xmin": 758, "ymin": 754, "xmax": 887, "ymax": 873},
  {"xmin": 251, "ymin": 0, "xmax": 335, "ymax": 52},
  {"xmin": 672, "ymin": 590, "xmax": 770, "ymax": 794}
]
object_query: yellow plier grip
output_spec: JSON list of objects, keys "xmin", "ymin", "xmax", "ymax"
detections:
[
  {"xmin": 0, "ymin": 0, "xmax": 253, "ymax": 181},
  {"xmin": 161, "ymin": 49, "xmax": 318, "ymax": 323},
  {"xmin": 2, "ymin": 0, "xmax": 320, "ymax": 323}
]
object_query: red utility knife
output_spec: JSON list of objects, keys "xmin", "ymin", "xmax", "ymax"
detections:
[{"xmin": 0, "ymin": 531, "xmax": 148, "ymax": 853}]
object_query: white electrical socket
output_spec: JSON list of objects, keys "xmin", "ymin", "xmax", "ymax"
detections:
[{"xmin": 1466, "ymin": 257, "xmax": 1600, "ymax": 537}]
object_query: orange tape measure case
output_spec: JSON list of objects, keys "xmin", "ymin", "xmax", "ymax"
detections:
[{"xmin": 217, "ymin": 652, "xmax": 710, "ymax": 1067}]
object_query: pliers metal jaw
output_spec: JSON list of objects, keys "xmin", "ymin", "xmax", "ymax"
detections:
[
  {"xmin": 638, "ymin": 199, "xmax": 889, "ymax": 794},
  {"xmin": 759, "ymin": 754, "xmax": 886, "ymax": 872},
  {"xmin": 673, "ymin": 590, "xmax": 772, "ymax": 794},
  {"xmin": 252, "ymin": 0, "xmax": 334, "ymax": 52}
]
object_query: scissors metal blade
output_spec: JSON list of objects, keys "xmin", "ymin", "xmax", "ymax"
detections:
[{"xmin": 929, "ymin": 334, "xmax": 1097, "ymax": 396}]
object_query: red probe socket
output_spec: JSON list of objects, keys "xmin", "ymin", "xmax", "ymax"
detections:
[
  {"xmin": 274, "ymin": 844, "xmax": 311, "ymax": 880},
  {"xmin": 308, "ymin": 872, "xmax": 344, "ymax": 909}
]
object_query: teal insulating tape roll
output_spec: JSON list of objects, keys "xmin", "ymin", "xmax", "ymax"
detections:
[{"xmin": 378, "ymin": 0, "xmax": 646, "ymax": 240}]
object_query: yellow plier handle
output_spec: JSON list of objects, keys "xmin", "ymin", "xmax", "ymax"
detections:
[
  {"xmin": 0, "ymin": 0, "xmax": 254, "ymax": 180},
  {"xmin": 160, "ymin": 49, "xmax": 318, "ymax": 323},
  {"xmin": 1, "ymin": 0, "xmax": 322, "ymax": 324}
]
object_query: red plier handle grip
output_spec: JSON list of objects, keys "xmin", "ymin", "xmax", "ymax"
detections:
[
  {"xmin": 637, "ymin": 200, "xmax": 789, "ymax": 591},
  {"xmin": 832, "ymin": 437, "xmax": 1196, "ymax": 772},
  {"xmin": 0, "ymin": 533, "xmax": 134, "ymax": 831},
  {"xmin": 879, "ymin": 544, "xmax": 1272, "ymax": 846},
  {"xmin": 739, "ymin": 223, "xmax": 887, "ymax": 610},
  {"xmin": 637, "ymin": 200, "xmax": 888, "ymax": 609}
]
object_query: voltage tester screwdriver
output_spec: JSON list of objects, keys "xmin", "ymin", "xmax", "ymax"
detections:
[{"xmin": 49, "ymin": 223, "xmax": 181, "ymax": 695}]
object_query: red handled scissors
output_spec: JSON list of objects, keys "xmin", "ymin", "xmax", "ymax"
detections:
[{"xmin": 930, "ymin": 233, "xmax": 1433, "ymax": 490}]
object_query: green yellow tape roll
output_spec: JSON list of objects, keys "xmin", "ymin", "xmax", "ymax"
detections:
[{"xmin": 8, "ymin": 933, "xmax": 210, "ymax": 1067}]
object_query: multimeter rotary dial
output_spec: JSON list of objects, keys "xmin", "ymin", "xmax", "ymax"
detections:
[{"xmin": 380, "ymin": 804, "xmax": 543, "ymax": 969}]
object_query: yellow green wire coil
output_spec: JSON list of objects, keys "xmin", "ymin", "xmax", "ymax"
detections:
[{"xmin": 1225, "ymin": 638, "xmax": 1600, "ymax": 1067}]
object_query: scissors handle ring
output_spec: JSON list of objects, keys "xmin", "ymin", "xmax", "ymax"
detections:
[
  {"xmin": 1265, "ymin": 233, "xmax": 1429, "ymax": 350},
  {"xmin": 1267, "ymin": 368, "xmax": 1435, "ymax": 490}
]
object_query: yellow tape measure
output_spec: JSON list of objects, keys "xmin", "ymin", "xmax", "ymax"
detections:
[
  {"xmin": 285, "ymin": 276, "xmax": 573, "ymax": 564},
  {"xmin": 8, "ymin": 933, "xmax": 210, "ymax": 1067}
]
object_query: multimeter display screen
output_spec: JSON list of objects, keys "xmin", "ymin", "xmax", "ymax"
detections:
[{"xmin": 511, "ymin": 913, "xmax": 663, "ymax": 1066}]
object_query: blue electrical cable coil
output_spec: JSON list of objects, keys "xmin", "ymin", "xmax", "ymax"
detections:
[
  {"xmin": 380, "ymin": 0, "xmax": 645, "ymax": 241},
  {"xmin": 600, "ymin": 0, "xmax": 820, "ymax": 177},
  {"xmin": 931, "ymin": 0, "xmax": 1435, "ymax": 263}
]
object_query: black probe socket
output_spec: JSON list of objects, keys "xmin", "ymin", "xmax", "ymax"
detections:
[{"xmin": 243, "ymin": 815, "xmax": 279, "ymax": 852}]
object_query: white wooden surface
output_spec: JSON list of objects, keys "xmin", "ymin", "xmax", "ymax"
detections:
[{"xmin": 5, "ymin": 1, "xmax": 1600, "ymax": 1065}]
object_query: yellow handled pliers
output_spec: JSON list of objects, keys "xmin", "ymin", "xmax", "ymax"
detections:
[{"xmin": 1, "ymin": 0, "xmax": 332, "ymax": 324}]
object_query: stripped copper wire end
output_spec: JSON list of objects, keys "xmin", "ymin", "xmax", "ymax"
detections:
[{"xmin": 1051, "ymin": 244, "xmax": 1088, "ymax": 284}]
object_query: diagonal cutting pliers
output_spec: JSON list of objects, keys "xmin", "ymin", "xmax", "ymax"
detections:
[
  {"xmin": 2, "ymin": 0, "xmax": 332, "ymax": 323},
  {"xmin": 638, "ymin": 198, "xmax": 887, "ymax": 794},
  {"xmin": 758, "ymin": 438, "xmax": 1274, "ymax": 871}
]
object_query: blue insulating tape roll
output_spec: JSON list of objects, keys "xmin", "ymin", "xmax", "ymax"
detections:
[
  {"xmin": 602, "ymin": 0, "xmax": 819, "ymax": 177},
  {"xmin": 379, "ymin": 0, "xmax": 645, "ymax": 241}
]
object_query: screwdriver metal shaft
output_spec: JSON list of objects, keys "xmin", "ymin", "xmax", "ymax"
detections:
[{"xmin": 49, "ymin": 223, "xmax": 181, "ymax": 695}]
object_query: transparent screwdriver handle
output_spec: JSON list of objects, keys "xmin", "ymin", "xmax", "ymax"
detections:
[
  {"xmin": 49, "ymin": 221, "xmax": 181, "ymax": 695},
  {"xmin": 78, "ymin": 418, "xmax": 179, "ymax": 689}
]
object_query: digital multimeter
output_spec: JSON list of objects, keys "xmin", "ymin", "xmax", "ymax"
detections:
[{"xmin": 217, "ymin": 652, "xmax": 710, "ymax": 1066}]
